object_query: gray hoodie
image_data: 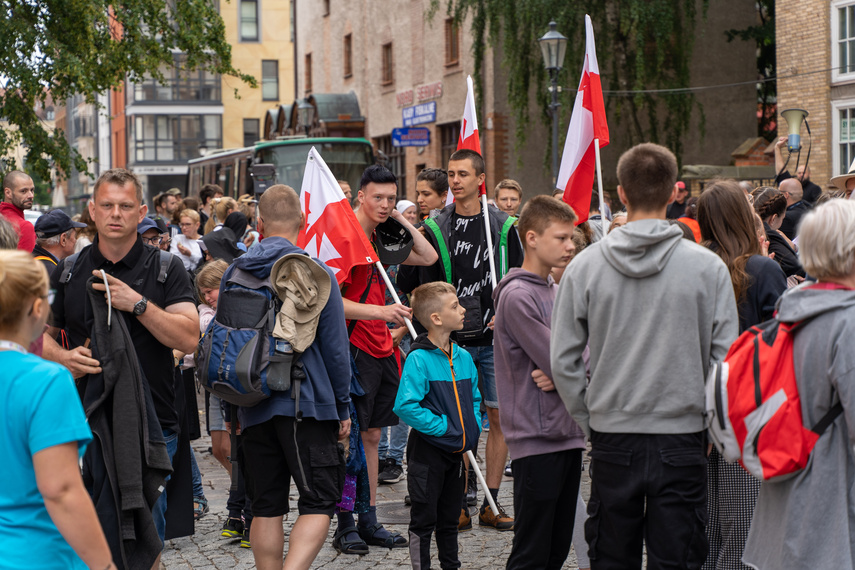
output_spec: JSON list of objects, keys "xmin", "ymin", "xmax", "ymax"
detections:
[
  {"xmin": 743, "ymin": 285, "xmax": 855, "ymax": 570},
  {"xmin": 550, "ymin": 219, "xmax": 738, "ymax": 437}
]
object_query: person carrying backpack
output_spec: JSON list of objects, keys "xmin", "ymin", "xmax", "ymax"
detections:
[
  {"xmin": 221, "ymin": 184, "xmax": 351, "ymax": 570},
  {"xmin": 742, "ymin": 199, "xmax": 855, "ymax": 570}
]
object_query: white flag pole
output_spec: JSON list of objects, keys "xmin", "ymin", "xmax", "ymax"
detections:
[
  {"xmin": 482, "ymin": 194, "xmax": 498, "ymax": 289},
  {"xmin": 375, "ymin": 258, "xmax": 498, "ymax": 515},
  {"xmin": 595, "ymin": 140, "xmax": 608, "ymax": 237}
]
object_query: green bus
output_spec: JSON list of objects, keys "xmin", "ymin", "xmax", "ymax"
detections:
[{"xmin": 186, "ymin": 136, "xmax": 375, "ymax": 199}]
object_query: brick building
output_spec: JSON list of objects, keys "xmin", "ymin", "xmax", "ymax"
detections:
[{"xmin": 295, "ymin": 0, "xmax": 760, "ymax": 204}]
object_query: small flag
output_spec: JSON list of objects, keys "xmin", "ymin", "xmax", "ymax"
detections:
[
  {"xmin": 446, "ymin": 75, "xmax": 486, "ymax": 205},
  {"xmin": 297, "ymin": 147, "xmax": 378, "ymax": 284},
  {"xmin": 557, "ymin": 15, "xmax": 610, "ymax": 224}
]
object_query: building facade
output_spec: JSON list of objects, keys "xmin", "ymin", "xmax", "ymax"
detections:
[
  {"xmin": 295, "ymin": 0, "xmax": 760, "ymax": 203},
  {"xmin": 220, "ymin": 0, "xmax": 296, "ymax": 150}
]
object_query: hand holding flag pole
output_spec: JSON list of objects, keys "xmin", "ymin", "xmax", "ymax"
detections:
[{"xmin": 557, "ymin": 15, "xmax": 610, "ymax": 234}]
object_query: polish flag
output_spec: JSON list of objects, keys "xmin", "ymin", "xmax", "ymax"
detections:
[
  {"xmin": 297, "ymin": 147, "xmax": 378, "ymax": 284},
  {"xmin": 446, "ymin": 75, "xmax": 486, "ymax": 205},
  {"xmin": 557, "ymin": 15, "xmax": 609, "ymax": 224}
]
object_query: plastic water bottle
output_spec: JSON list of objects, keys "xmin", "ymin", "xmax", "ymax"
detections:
[{"xmin": 267, "ymin": 339, "xmax": 294, "ymax": 391}]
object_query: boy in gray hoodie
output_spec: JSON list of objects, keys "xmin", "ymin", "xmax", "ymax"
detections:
[
  {"xmin": 493, "ymin": 196, "xmax": 586, "ymax": 570},
  {"xmin": 551, "ymin": 143, "xmax": 738, "ymax": 569}
]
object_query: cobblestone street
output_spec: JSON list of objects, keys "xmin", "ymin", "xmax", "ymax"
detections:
[{"xmin": 163, "ymin": 403, "xmax": 590, "ymax": 569}]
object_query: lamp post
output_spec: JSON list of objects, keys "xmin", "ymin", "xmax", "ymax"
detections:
[
  {"xmin": 539, "ymin": 21, "xmax": 568, "ymax": 186},
  {"xmin": 297, "ymin": 99, "xmax": 315, "ymax": 136}
]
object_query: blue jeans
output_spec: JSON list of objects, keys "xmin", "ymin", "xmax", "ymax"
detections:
[
  {"xmin": 463, "ymin": 345, "xmax": 497, "ymax": 408},
  {"xmin": 153, "ymin": 429, "xmax": 179, "ymax": 544},
  {"xmin": 379, "ymin": 420, "xmax": 409, "ymax": 465},
  {"xmin": 190, "ymin": 450, "xmax": 205, "ymax": 499}
]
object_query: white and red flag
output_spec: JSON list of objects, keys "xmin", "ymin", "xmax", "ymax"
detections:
[
  {"xmin": 557, "ymin": 15, "xmax": 609, "ymax": 224},
  {"xmin": 297, "ymin": 147, "xmax": 377, "ymax": 284},
  {"xmin": 446, "ymin": 75, "xmax": 486, "ymax": 205}
]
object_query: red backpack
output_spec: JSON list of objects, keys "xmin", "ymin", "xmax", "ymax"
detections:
[{"xmin": 705, "ymin": 316, "xmax": 842, "ymax": 481}]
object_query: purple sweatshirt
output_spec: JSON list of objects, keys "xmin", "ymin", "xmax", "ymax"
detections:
[{"xmin": 493, "ymin": 268, "xmax": 586, "ymax": 460}]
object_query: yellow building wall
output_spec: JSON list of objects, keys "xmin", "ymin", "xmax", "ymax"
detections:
[{"xmin": 221, "ymin": 1, "xmax": 295, "ymax": 150}]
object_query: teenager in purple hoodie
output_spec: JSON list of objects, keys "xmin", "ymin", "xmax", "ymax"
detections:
[{"xmin": 493, "ymin": 196, "xmax": 586, "ymax": 570}]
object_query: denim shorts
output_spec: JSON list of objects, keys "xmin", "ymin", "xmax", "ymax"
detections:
[{"xmin": 463, "ymin": 345, "xmax": 497, "ymax": 408}]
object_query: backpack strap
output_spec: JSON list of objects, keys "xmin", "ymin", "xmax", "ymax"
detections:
[
  {"xmin": 59, "ymin": 252, "xmax": 82, "ymax": 284},
  {"xmin": 347, "ymin": 264, "xmax": 376, "ymax": 337},
  {"xmin": 423, "ymin": 218, "xmax": 452, "ymax": 284},
  {"xmin": 157, "ymin": 250, "xmax": 171, "ymax": 284},
  {"xmin": 811, "ymin": 402, "xmax": 844, "ymax": 435},
  {"xmin": 498, "ymin": 216, "xmax": 516, "ymax": 279}
]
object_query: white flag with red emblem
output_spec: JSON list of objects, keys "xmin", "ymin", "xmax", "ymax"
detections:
[
  {"xmin": 297, "ymin": 147, "xmax": 377, "ymax": 284},
  {"xmin": 557, "ymin": 15, "xmax": 610, "ymax": 224},
  {"xmin": 446, "ymin": 75, "xmax": 486, "ymax": 205}
]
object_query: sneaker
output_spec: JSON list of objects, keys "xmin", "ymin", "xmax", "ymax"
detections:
[
  {"xmin": 240, "ymin": 527, "xmax": 251, "ymax": 548},
  {"xmin": 466, "ymin": 466, "xmax": 477, "ymax": 506},
  {"xmin": 193, "ymin": 497, "xmax": 209, "ymax": 520},
  {"xmin": 479, "ymin": 504, "xmax": 514, "ymax": 531},
  {"xmin": 504, "ymin": 461, "xmax": 513, "ymax": 477},
  {"xmin": 404, "ymin": 494, "xmax": 411, "ymax": 506},
  {"xmin": 221, "ymin": 518, "xmax": 244, "ymax": 538},
  {"xmin": 378, "ymin": 459, "xmax": 404, "ymax": 484},
  {"xmin": 458, "ymin": 507, "xmax": 472, "ymax": 531}
]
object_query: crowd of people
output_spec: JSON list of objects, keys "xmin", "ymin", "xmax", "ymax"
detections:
[{"xmin": 2, "ymin": 134, "xmax": 855, "ymax": 570}]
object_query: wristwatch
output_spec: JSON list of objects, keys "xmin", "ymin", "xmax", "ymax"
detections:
[{"xmin": 133, "ymin": 297, "xmax": 148, "ymax": 316}]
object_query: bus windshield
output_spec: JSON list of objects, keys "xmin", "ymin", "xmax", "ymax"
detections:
[{"xmin": 255, "ymin": 141, "xmax": 374, "ymax": 195}]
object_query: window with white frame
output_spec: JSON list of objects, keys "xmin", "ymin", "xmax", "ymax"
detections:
[
  {"xmin": 838, "ymin": 105, "xmax": 855, "ymax": 173},
  {"xmin": 833, "ymin": 1, "xmax": 855, "ymax": 82}
]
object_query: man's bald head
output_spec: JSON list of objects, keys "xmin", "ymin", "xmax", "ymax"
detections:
[
  {"xmin": 3, "ymin": 170, "xmax": 34, "ymax": 210},
  {"xmin": 258, "ymin": 184, "xmax": 303, "ymax": 237},
  {"xmin": 779, "ymin": 178, "xmax": 803, "ymax": 205}
]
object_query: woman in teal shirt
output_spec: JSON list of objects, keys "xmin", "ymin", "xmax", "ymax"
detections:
[{"xmin": 0, "ymin": 250, "xmax": 114, "ymax": 569}]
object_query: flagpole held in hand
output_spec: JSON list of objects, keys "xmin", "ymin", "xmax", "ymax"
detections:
[
  {"xmin": 595, "ymin": 139, "xmax": 608, "ymax": 237},
  {"xmin": 374, "ymin": 259, "xmax": 498, "ymax": 515},
  {"xmin": 481, "ymin": 195, "xmax": 498, "ymax": 290}
]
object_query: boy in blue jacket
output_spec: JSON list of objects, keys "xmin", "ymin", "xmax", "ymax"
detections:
[{"xmin": 394, "ymin": 281, "xmax": 481, "ymax": 570}]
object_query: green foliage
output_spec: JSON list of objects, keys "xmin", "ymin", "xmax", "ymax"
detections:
[
  {"xmin": 431, "ymin": 0, "xmax": 707, "ymax": 165},
  {"xmin": 726, "ymin": 0, "xmax": 775, "ymax": 140},
  {"xmin": 0, "ymin": 0, "xmax": 256, "ymax": 183}
]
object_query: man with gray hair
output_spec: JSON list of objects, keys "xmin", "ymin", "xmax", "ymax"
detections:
[
  {"xmin": 32, "ymin": 209, "xmax": 87, "ymax": 277},
  {"xmin": 778, "ymin": 177, "xmax": 809, "ymax": 240},
  {"xmin": 0, "ymin": 170, "xmax": 36, "ymax": 251}
]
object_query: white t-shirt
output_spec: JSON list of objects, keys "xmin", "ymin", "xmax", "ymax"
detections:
[{"xmin": 170, "ymin": 233, "xmax": 203, "ymax": 271}]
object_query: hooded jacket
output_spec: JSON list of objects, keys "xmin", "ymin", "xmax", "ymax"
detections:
[
  {"xmin": 493, "ymin": 268, "xmax": 586, "ymax": 460},
  {"xmin": 551, "ymin": 219, "xmax": 738, "ymax": 437},
  {"xmin": 227, "ymin": 236, "xmax": 351, "ymax": 430},
  {"xmin": 743, "ymin": 284, "xmax": 855, "ymax": 570},
  {"xmin": 394, "ymin": 334, "xmax": 481, "ymax": 454}
]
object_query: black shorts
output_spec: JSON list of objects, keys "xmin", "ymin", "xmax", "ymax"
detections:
[
  {"xmin": 351, "ymin": 344, "xmax": 400, "ymax": 430},
  {"xmin": 242, "ymin": 416, "xmax": 344, "ymax": 517}
]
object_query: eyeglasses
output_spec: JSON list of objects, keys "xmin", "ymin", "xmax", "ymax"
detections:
[
  {"xmin": 179, "ymin": 222, "xmax": 195, "ymax": 227},
  {"xmin": 142, "ymin": 236, "xmax": 164, "ymax": 245}
]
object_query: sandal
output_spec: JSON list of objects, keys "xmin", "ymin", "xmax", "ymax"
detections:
[
  {"xmin": 332, "ymin": 526, "xmax": 369, "ymax": 555},
  {"xmin": 193, "ymin": 497, "xmax": 209, "ymax": 520},
  {"xmin": 358, "ymin": 522, "xmax": 408, "ymax": 548}
]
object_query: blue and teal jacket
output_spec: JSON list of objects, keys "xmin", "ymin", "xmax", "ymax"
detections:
[{"xmin": 393, "ymin": 334, "xmax": 481, "ymax": 454}]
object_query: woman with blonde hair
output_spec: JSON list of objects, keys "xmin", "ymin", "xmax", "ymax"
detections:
[
  {"xmin": 0, "ymin": 250, "xmax": 114, "ymax": 568},
  {"xmin": 203, "ymin": 196, "xmax": 238, "ymax": 235}
]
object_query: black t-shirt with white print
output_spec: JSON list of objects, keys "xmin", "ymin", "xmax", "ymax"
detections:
[{"xmin": 451, "ymin": 211, "xmax": 496, "ymax": 346}]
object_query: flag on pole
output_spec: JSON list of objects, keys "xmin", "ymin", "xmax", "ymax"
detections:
[
  {"xmin": 557, "ymin": 15, "xmax": 609, "ymax": 224},
  {"xmin": 446, "ymin": 75, "xmax": 486, "ymax": 205},
  {"xmin": 297, "ymin": 147, "xmax": 378, "ymax": 284}
]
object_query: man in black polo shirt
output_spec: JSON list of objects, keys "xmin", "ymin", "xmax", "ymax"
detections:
[{"xmin": 42, "ymin": 168, "xmax": 199, "ymax": 564}]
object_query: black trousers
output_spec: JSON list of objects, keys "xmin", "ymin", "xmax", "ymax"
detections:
[
  {"xmin": 586, "ymin": 431, "xmax": 708, "ymax": 570},
  {"xmin": 506, "ymin": 449, "xmax": 583, "ymax": 570},
  {"xmin": 406, "ymin": 431, "xmax": 465, "ymax": 570}
]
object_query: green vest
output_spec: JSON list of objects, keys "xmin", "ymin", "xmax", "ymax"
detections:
[{"xmin": 423, "ymin": 216, "xmax": 516, "ymax": 284}]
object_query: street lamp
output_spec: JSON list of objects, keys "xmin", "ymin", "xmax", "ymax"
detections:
[
  {"xmin": 297, "ymin": 99, "xmax": 315, "ymax": 135},
  {"xmin": 539, "ymin": 21, "xmax": 568, "ymax": 186}
]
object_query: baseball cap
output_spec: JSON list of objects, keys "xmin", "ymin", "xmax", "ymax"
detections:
[
  {"xmin": 137, "ymin": 217, "xmax": 160, "ymax": 235},
  {"xmin": 34, "ymin": 209, "xmax": 87, "ymax": 239},
  {"xmin": 676, "ymin": 181, "xmax": 686, "ymax": 190}
]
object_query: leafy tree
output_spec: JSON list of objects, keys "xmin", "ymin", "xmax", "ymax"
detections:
[
  {"xmin": 431, "ymin": 0, "xmax": 707, "ymax": 163},
  {"xmin": 0, "ymin": 0, "xmax": 256, "ymax": 183}
]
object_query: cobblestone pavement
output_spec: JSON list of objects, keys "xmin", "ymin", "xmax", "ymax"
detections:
[{"xmin": 163, "ymin": 411, "xmax": 590, "ymax": 569}]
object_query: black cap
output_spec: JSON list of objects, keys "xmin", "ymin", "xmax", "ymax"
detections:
[
  {"xmin": 34, "ymin": 209, "xmax": 86, "ymax": 239},
  {"xmin": 375, "ymin": 217, "xmax": 414, "ymax": 265}
]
